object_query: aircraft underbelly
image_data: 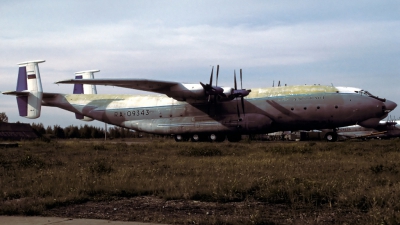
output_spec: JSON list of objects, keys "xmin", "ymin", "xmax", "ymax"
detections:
[{"xmin": 120, "ymin": 113, "xmax": 273, "ymax": 134}]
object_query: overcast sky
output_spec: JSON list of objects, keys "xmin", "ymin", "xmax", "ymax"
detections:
[{"xmin": 1, "ymin": 0, "xmax": 400, "ymax": 128}]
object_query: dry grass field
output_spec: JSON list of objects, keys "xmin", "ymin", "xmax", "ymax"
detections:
[{"xmin": 1, "ymin": 138, "xmax": 400, "ymax": 224}]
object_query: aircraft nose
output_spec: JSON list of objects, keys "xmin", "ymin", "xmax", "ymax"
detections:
[{"xmin": 384, "ymin": 99, "xmax": 397, "ymax": 112}]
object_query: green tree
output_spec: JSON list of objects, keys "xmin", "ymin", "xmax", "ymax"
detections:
[
  {"xmin": 53, "ymin": 125, "xmax": 65, "ymax": 138},
  {"xmin": 70, "ymin": 126, "xmax": 80, "ymax": 138},
  {"xmin": 46, "ymin": 126, "xmax": 53, "ymax": 134},
  {"xmin": 80, "ymin": 124, "xmax": 92, "ymax": 139},
  {"xmin": 0, "ymin": 112, "xmax": 8, "ymax": 123},
  {"xmin": 31, "ymin": 123, "xmax": 46, "ymax": 134}
]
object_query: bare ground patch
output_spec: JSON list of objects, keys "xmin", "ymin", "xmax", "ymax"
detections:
[{"xmin": 43, "ymin": 196, "xmax": 364, "ymax": 224}]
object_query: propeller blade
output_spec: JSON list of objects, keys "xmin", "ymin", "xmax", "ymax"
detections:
[
  {"xmin": 209, "ymin": 66, "xmax": 214, "ymax": 86},
  {"xmin": 234, "ymin": 70, "xmax": 237, "ymax": 90},
  {"xmin": 216, "ymin": 65, "xmax": 219, "ymax": 86},
  {"xmin": 240, "ymin": 69, "xmax": 243, "ymax": 90},
  {"xmin": 241, "ymin": 96, "xmax": 245, "ymax": 115}
]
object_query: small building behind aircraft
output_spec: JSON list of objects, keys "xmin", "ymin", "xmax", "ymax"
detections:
[{"xmin": 0, "ymin": 123, "xmax": 39, "ymax": 140}]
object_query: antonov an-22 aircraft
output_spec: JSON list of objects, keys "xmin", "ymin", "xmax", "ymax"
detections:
[{"xmin": 2, "ymin": 60, "xmax": 397, "ymax": 142}]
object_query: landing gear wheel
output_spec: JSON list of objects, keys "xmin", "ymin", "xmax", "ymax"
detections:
[
  {"xmin": 227, "ymin": 134, "xmax": 242, "ymax": 142},
  {"xmin": 191, "ymin": 134, "xmax": 200, "ymax": 142},
  {"xmin": 207, "ymin": 134, "xmax": 225, "ymax": 142},
  {"xmin": 174, "ymin": 134, "xmax": 189, "ymax": 142},
  {"xmin": 191, "ymin": 134, "xmax": 207, "ymax": 142},
  {"xmin": 325, "ymin": 132, "xmax": 338, "ymax": 142},
  {"xmin": 209, "ymin": 134, "xmax": 218, "ymax": 142},
  {"xmin": 174, "ymin": 135, "xmax": 183, "ymax": 142}
]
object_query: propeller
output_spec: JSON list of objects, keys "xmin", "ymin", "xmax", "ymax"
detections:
[
  {"xmin": 200, "ymin": 65, "xmax": 226, "ymax": 103},
  {"xmin": 200, "ymin": 65, "xmax": 227, "ymax": 115},
  {"xmin": 231, "ymin": 69, "xmax": 251, "ymax": 120}
]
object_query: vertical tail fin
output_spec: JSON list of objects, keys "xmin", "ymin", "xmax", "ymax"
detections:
[
  {"xmin": 73, "ymin": 70, "xmax": 99, "ymax": 94},
  {"xmin": 73, "ymin": 70, "xmax": 99, "ymax": 121},
  {"xmin": 16, "ymin": 60, "xmax": 45, "ymax": 119}
]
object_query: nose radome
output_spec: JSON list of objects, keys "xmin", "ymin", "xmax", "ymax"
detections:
[{"xmin": 384, "ymin": 100, "xmax": 397, "ymax": 112}]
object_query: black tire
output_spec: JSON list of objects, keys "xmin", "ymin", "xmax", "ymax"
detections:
[
  {"xmin": 208, "ymin": 133, "xmax": 226, "ymax": 142},
  {"xmin": 191, "ymin": 134, "xmax": 201, "ymax": 142},
  {"xmin": 325, "ymin": 132, "xmax": 338, "ymax": 142},
  {"xmin": 191, "ymin": 134, "xmax": 207, "ymax": 142},
  {"xmin": 174, "ymin": 134, "xmax": 183, "ymax": 142},
  {"xmin": 208, "ymin": 133, "xmax": 217, "ymax": 142},
  {"xmin": 174, "ymin": 134, "xmax": 189, "ymax": 142}
]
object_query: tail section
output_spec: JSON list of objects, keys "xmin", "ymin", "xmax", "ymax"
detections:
[
  {"xmin": 16, "ymin": 60, "xmax": 45, "ymax": 119},
  {"xmin": 73, "ymin": 70, "xmax": 99, "ymax": 121},
  {"xmin": 73, "ymin": 70, "xmax": 99, "ymax": 94}
]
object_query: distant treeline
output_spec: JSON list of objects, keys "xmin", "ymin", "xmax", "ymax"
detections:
[{"xmin": 30, "ymin": 123, "xmax": 162, "ymax": 139}]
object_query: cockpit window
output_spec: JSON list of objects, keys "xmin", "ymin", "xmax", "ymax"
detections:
[{"xmin": 358, "ymin": 90, "xmax": 386, "ymax": 102}]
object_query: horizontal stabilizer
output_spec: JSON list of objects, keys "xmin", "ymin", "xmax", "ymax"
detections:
[{"xmin": 2, "ymin": 90, "xmax": 30, "ymax": 96}]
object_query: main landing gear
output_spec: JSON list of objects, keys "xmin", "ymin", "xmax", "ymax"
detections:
[
  {"xmin": 324, "ymin": 132, "xmax": 338, "ymax": 142},
  {"xmin": 174, "ymin": 133, "xmax": 237, "ymax": 142},
  {"xmin": 174, "ymin": 134, "xmax": 190, "ymax": 142}
]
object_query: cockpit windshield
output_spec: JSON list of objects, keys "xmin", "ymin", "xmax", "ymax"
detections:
[{"xmin": 356, "ymin": 90, "xmax": 386, "ymax": 102}]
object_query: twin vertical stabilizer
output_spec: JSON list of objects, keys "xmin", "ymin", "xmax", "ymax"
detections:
[
  {"xmin": 73, "ymin": 70, "xmax": 99, "ymax": 121},
  {"xmin": 73, "ymin": 70, "xmax": 99, "ymax": 94},
  {"xmin": 16, "ymin": 60, "xmax": 45, "ymax": 119}
]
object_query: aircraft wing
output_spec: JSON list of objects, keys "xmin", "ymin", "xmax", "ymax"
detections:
[{"xmin": 56, "ymin": 78, "xmax": 206, "ymax": 101}]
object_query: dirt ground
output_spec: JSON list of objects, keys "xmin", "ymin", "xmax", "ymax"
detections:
[{"xmin": 44, "ymin": 196, "xmax": 364, "ymax": 224}]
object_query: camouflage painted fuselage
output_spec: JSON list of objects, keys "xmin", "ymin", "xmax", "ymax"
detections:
[{"xmin": 42, "ymin": 85, "xmax": 391, "ymax": 135}]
